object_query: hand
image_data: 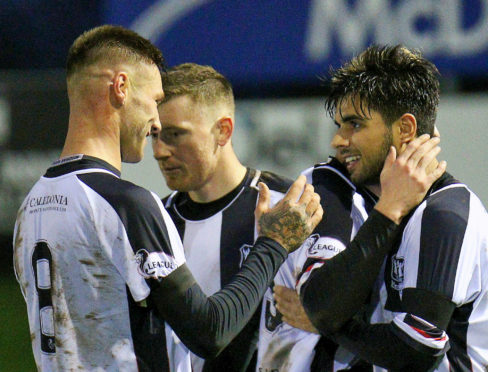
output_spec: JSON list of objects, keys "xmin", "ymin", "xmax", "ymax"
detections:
[
  {"xmin": 274, "ymin": 285, "xmax": 319, "ymax": 334},
  {"xmin": 375, "ymin": 134, "xmax": 447, "ymax": 224},
  {"xmin": 255, "ymin": 175, "xmax": 323, "ymax": 253}
]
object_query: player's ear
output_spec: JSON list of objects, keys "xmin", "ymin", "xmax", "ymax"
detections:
[
  {"xmin": 216, "ymin": 117, "xmax": 234, "ymax": 146},
  {"xmin": 111, "ymin": 71, "xmax": 129, "ymax": 107},
  {"xmin": 398, "ymin": 113, "xmax": 417, "ymax": 144}
]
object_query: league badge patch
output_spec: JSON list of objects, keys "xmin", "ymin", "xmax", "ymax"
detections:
[
  {"xmin": 306, "ymin": 234, "xmax": 345, "ymax": 259},
  {"xmin": 135, "ymin": 249, "xmax": 177, "ymax": 279}
]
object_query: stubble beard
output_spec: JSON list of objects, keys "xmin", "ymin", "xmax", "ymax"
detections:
[
  {"xmin": 353, "ymin": 129, "xmax": 393, "ymax": 188},
  {"xmin": 121, "ymin": 119, "xmax": 147, "ymax": 163}
]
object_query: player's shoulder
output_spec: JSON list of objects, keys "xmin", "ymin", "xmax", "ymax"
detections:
[
  {"xmin": 78, "ymin": 171, "xmax": 161, "ymax": 214},
  {"xmin": 310, "ymin": 158, "xmax": 351, "ymax": 182},
  {"xmin": 258, "ymin": 170, "xmax": 293, "ymax": 193},
  {"xmin": 302, "ymin": 157, "xmax": 353, "ymax": 188},
  {"xmin": 424, "ymin": 173, "xmax": 472, "ymax": 213},
  {"xmin": 418, "ymin": 173, "xmax": 486, "ymax": 228}
]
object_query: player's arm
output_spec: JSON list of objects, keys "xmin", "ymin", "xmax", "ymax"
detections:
[
  {"xmin": 300, "ymin": 135, "xmax": 446, "ymax": 335},
  {"xmin": 299, "ymin": 209, "xmax": 399, "ymax": 334},
  {"xmin": 335, "ymin": 186, "xmax": 475, "ymax": 370},
  {"xmin": 329, "ymin": 272, "xmax": 456, "ymax": 370},
  {"xmin": 151, "ymin": 176, "xmax": 323, "ymax": 358},
  {"xmin": 273, "ymin": 160, "xmax": 363, "ymax": 335},
  {"xmin": 329, "ymin": 304, "xmax": 454, "ymax": 371}
]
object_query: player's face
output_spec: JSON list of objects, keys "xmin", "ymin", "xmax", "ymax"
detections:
[
  {"xmin": 332, "ymin": 97, "xmax": 393, "ymax": 187},
  {"xmin": 152, "ymin": 95, "xmax": 220, "ymax": 192},
  {"xmin": 120, "ymin": 63, "xmax": 164, "ymax": 163}
]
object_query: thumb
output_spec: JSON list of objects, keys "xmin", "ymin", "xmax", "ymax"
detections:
[
  {"xmin": 255, "ymin": 182, "xmax": 270, "ymax": 221},
  {"xmin": 383, "ymin": 146, "xmax": 397, "ymax": 169}
]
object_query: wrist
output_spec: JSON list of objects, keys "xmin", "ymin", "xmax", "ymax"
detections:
[
  {"xmin": 373, "ymin": 200, "xmax": 403, "ymax": 225},
  {"xmin": 255, "ymin": 236, "xmax": 288, "ymax": 256}
]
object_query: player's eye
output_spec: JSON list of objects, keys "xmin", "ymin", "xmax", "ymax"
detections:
[
  {"xmin": 160, "ymin": 129, "xmax": 183, "ymax": 144},
  {"xmin": 350, "ymin": 121, "xmax": 361, "ymax": 129}
]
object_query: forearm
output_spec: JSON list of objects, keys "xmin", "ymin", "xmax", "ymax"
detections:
[
  {"xmin": 330, "ymin": 318, "xmax": 443, "ymax": 371},
  {"xmin": 202, "ymin": 308, "xmax": 260, "ymax": 371},
  {"xmin": 151, "ymin": 237, "xmax": 286, "ymax": 358},
  {"xmin": 300, "ymin": 210, "xmax": 398, "ymax": 334}
]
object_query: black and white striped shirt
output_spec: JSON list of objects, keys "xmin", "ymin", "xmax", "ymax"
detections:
[
  {"xmin": 14, "ymin": 155, "xmax": 185, "ymax": 371},
  {"xmin": 163, "ymin": 168, "xmax": 292, "ymax": 372},
  {"xmin": 257, "ymin": 158, "xmax": 377, "ymax": 372},
  {"xmin": 373, "ymin": 173, "xmax": 488, "ymax": 371},
  {"xmin": 14, "ymin": 157, "xmax": 288, "ymax": 372}
]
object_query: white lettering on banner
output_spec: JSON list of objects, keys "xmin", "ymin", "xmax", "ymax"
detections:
[
  {"xmin": 131, "ymin": 0, "xmax": 210, "ymax": 41},
  {"xmin": 437, "ymin": 0, "xmax": 488, "ymax": 54},
  {"xmin": 305, "ymin": 0, "xmax": 488, "ymax": 61},
  {"xmin": 305, "ymin": 0, "xmax": 388, "ymax": 61}
]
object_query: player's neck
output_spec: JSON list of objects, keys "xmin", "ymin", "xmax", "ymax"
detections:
[
  {"xmin": 188, "ymin": 150, "xmax": 247, "ymax": 203},
  {"xmin": 369, "ymin": 151, "xmax": 440, "ymax": 198},
  {"xmin": 366, "ymin": 183, "xmax": 381, "ymax": 197},
  {"xmin": 60, "ymin": 115, "xmax": 122, "ymax": 171}
]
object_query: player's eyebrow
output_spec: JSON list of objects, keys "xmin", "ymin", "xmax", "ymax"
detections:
[{"xmin": 335, "ymin": 114, "xmax": 365, "ymax": 125}]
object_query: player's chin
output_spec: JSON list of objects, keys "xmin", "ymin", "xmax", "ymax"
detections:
[
  {"xmin": 164, "ymin": 178, "xmax": 182, "ymax": 191},
  {"xmin": 122, "ymin": 147, "xmax": 144, "ymax": 163},
  {"xmin": 122, "ymin": 155, "xmax": 143, "ymax": 164},
  {"xmin": 350, "ymin": 170, "xmax": 364, "ymax": 185},
  {"xmin": 165, "ymin": 177, "xmax": 191, "ymax": 192}
]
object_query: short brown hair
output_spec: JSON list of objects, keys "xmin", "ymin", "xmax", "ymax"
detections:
[
  {"xmin": 66, "ymin": 25, "xmax": 165, "ymax": 79},
  {"xmin": 161, "ymin": 63, "xmax": 234, "ymax": 110}
]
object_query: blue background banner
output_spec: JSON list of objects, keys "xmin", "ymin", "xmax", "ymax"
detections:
[{"xmin": 102, "ymin": 0, "xmax": 488, "ymax": 86}]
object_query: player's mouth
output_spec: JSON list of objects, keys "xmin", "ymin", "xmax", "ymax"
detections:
[
  {"xmin": 162, "ymin": 165, "xmax": 181, "ymax": 175},
  {"xmin": 344, "ymin": 155, "xmax": 361, "ymax": 172}
]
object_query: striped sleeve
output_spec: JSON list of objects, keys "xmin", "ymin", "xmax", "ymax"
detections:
[{"xmin": 78, "ymin": 172, "xmax": 186, "ymax": 301}]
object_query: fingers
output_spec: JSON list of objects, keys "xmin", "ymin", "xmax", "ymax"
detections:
[
  {"xmin": 255, "ymin": 182, "xmax": 270, "ymax": 221},
  {"xmin": 305, "ymin": 193, "xmax": 321, "ymax": 217},
  {"xmin": 400, "ymin": 134, "xmax": 440, "ymax": 168},
  {"xmin": 399, "ymin": 133, "xmax": 431, "ymax": 161},
  {"xmin": 377, "ymin": 134, "xmax": 445, "ymax": 224},
  {"xmin": 256, "ymin": 176, "xmax": 321, "ymax": 252},
  {"xmin": 429, "ymin": 160, "xmax": 447, "ymax": 182},
  {"xmin": 274, "ymin": 285, "xmax": 297, "ymax": 305},
  {"xmin": 274, "ymin": 285, "xmax": 289, "ymax": 295},
  {"xmin": 417, "ymin": 143, "xmax": 441, "ymax": 171},
  {"xmin": 283, "ymin": 175, "xmax": 323, "ymax": 230},
  {"xmin": 283, "ymin": 175, "xmax": 307, "ymax": 202},
  {"xmin": 297, "ymin": 183, "xmax": 314, "ymax": 206},
  {"xmin": 274, "ymin": 285, "xmax": 319, "ymax": 334},
  {"xmin": 294, "ymin": 179, "xmax": 323, "ymax": 228},
  {"xmin": 274, "ymin": 286, "xmax": 299, "ymax": 315},
  {"xmin": 309, "ymin": 199, "xmax": 324, "ymax": 229},
  {"xmin": 410, "ymin": 137, "xmax": 440, "ymax": 169}
]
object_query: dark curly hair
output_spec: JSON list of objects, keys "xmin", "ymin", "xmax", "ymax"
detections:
[{"xmin": 324, "ymin": 45, "xmax": 440, "ymax": 136}]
